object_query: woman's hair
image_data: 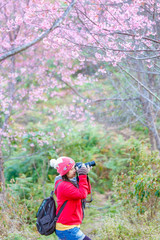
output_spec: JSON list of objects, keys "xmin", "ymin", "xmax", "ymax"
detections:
[{"xmin": 62, "ymin": 174, "xmax": 78, "ymax": 188}]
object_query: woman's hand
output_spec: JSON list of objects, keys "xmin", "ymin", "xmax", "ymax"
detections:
[{"xmin": 76, "ymin": 164, "xmax": 91, "ymax": 175}]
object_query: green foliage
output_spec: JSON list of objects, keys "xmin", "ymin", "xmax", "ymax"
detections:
[
  {"xmin": 61, "ymin": 126, "xmax": 100, "ymax": 161},
  {"xmin": 0, "ymin": 193, "xmax": 58, "ymax": 240},
  {"xmin": 133, "ymin": 124, "xmax": 149, "ymax": 135},
  {"xmin": 114, "ymin": 143, "xmax": 160, "ymax": 217},
  {"xmin": 0, "ymin": 111, "xmax": 5, "ymax": 128},
  {"xmin": 2, "ymin": 86, "xmax": 160, "ymax": 240},
  {"xmin": 97, "ymin": 209, "xmax": 160, "ymax": 240},
  {"xmin": 58, "ymin": 125, "xmax": 112, "ymax": 190},
  {"xmin": 8, "ymin": 174, "xmax": 33, "ymax": 199},
  {"xmin": 4, "ymin": 123, "xmax": 110, "ymax": 190},
  {"xmin": 2, "ymin": 129, "xmax": 160, "ymax": 239},
  {"xmin": 4, "ymin": 234, "xmax": 27, "ymax": 240},
  {"xmin": 5, "ymin": 164, "xmax": 21, "ymax": 181}
]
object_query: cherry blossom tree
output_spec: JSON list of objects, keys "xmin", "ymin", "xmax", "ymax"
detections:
[
  {"xmin": 0, "ymin": 0, "xmax": 77, "ymax": 194},
  {"xmin": 55, "ymin": 0, "xmax": 160, "ymax": 151}
]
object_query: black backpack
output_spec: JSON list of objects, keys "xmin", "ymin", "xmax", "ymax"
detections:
[{"xmin": 36, "ymin": 181, "xmax": 67, "ymax": 236}]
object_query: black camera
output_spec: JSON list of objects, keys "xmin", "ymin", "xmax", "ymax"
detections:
[{"xmin": 75, "ymin": 161, "xmax": 96, "ymax": 169}]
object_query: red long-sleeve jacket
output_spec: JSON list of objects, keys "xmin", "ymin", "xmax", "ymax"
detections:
[{"xmin": 55, "ymin": 175, "xmax": 91, "ymax": 225}]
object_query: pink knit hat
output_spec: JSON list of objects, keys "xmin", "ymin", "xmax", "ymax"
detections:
[{"xmin": 50, "ymin": 156, "xmax": 75, "ymax": 176}]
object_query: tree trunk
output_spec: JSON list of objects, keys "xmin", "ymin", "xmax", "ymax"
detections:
[
  {"xmin": 136, "ymin": 61, "xmax": 160, "ymax": 153},
  {"xmin": 147, "ymin": 73, "xmax": 156, "ymax": 151},
  {"xmin": 0, "ymin": 56, "xmax": 16, "ymax": 197},
  {"xmin": 140, "ymin": 94, "xmax": 160, "ymax": 153},
  {"xmin": 149, "ymin": 129, "xmax": 156, "ymax": 151},
  {"xmin": 148, "ymin": 117, "xmax": 160, "ymax": 152}
]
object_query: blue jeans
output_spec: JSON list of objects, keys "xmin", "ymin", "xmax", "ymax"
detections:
[{"xmin": 56, "ymin": 227, "xmax": 85, "ymax": 240}]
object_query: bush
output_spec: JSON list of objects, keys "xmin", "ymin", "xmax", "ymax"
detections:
[
  {"xmin": 114, "ymin": 142, "xmax": 160, "ymax": 218},
  {"xmin": 97, "ymin": 209, "xmax": 160, "ymax": 240}
]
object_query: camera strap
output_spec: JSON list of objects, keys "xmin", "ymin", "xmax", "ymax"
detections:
[{"xmin": 86, "ymin": 176, "xmax": 93, "ymax": 203}]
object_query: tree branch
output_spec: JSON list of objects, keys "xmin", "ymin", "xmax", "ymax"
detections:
[
  {"xmin": 76, "ymin": 2, "xmax": 160, "ymax": 45},
  {"xmin": 118, "ymin": 64, "xmax": 160, "ymax": 103},
  {"xmin": 53, "ymin": 72, "xmax": 140, "ymax": 103},
  {"xmin": 0, "ymin": 0, "xmax": 77, "ymax": 62},
  {"xmin": 126, "ymin": 53, "xmax": 160, "ymax": 60}
]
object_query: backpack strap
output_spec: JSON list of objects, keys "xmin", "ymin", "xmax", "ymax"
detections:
[
  {"xmin": 56, "ymin": 200, "xmax": 68, "ymax": 219},
  {"xmin": 52, "ymin": 180, "xmax": 68, "ymax": 220},
  {"xmin": 50, "ymin": 180, "xmax": 63, "ymax": 197},
  {"xmin": 85, "ymin": 176, "xmax": 93, "ymax": 203},
  {"xmin": 54, "ymin": 180, "xmax": 63, "ymax": 193}
]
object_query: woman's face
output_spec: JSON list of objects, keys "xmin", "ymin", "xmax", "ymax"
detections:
[{"xmin": 66, "ymin": 165, "xmax": 76, "ymax": 179}]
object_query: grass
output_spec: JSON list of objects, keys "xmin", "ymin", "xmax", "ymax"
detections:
[{"xmin": 97, "ymin": 209, "xmax": 160, "ymax": 240}]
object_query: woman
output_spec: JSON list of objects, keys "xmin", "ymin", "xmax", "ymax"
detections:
[{"xmin": 50, "ymin": 156, "xmax": 92, "ymax": 240}]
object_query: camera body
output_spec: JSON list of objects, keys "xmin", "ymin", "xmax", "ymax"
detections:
[{"xmin": 75, "ymin": 161, "xmax": 96, "ymax": 169}]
